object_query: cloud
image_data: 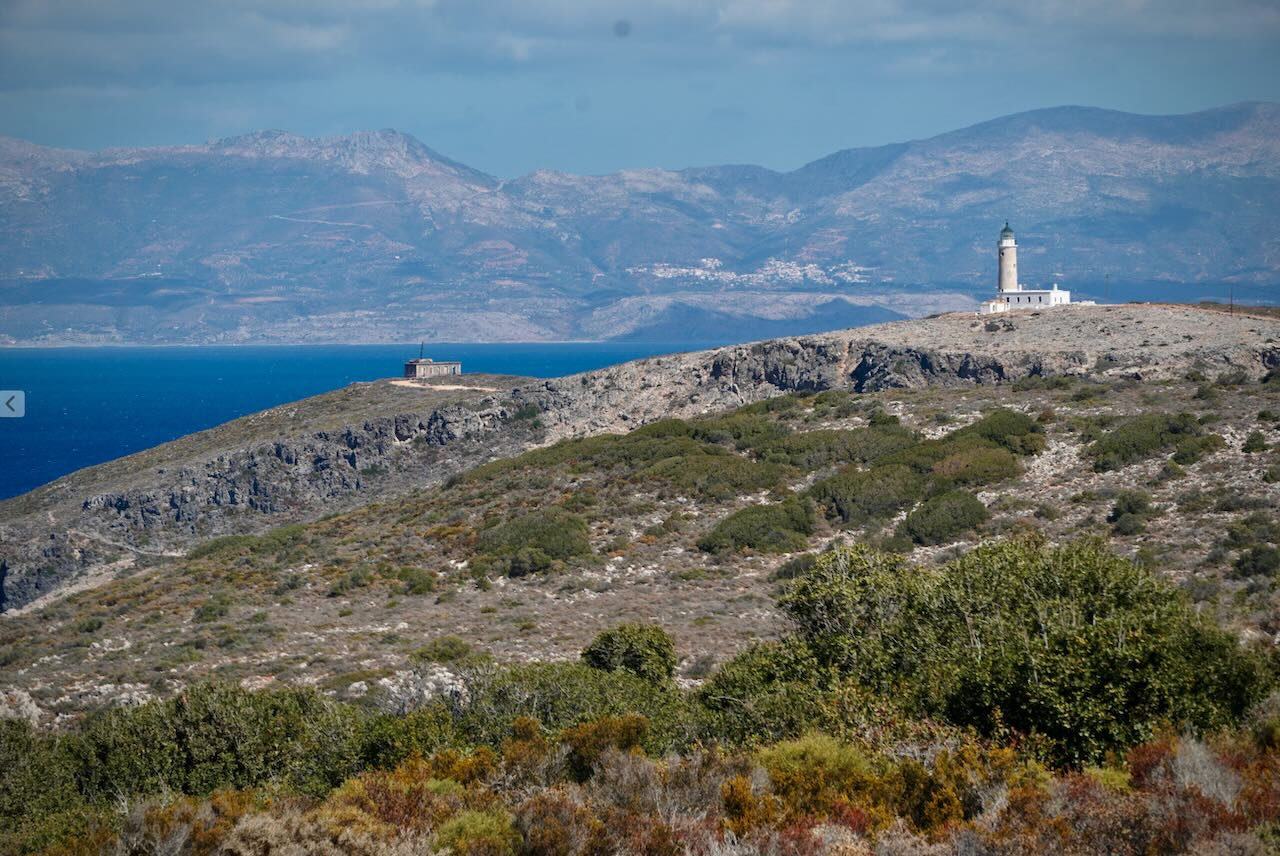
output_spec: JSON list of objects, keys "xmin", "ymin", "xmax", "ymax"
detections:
[{"xmin": 0, "ymin": 0, "xmax": 1276, "ymax": 93}]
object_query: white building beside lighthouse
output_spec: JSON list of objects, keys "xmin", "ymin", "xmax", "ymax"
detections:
[{"xmin": 980, "ymin": 222, "xmax": 1071, "ymax": 314}]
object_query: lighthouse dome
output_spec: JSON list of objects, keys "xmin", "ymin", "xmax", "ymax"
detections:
[{"xmin": 1000, "ymin": 222, "xmax": 1015, "ymax": 239}]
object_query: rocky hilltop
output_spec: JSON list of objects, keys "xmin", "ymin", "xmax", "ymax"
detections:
[
  {"xmin": 2, "ymin": 102, "xmax": 1279, "ymax": 344},
  {"xmin": 1, "ymin": 303, "xmax": 1276, "ymax": 614}
]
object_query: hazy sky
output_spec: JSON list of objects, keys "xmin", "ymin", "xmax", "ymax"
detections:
[{"xmin": 1, "ymin": 0, "xmax": 1278, "ymax": 177}]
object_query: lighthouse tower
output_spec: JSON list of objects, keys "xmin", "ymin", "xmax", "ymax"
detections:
[
  {"xmin": 997, "ymin": 221, "xmax": 1018, "ymax": 293},
  {"xmin": 979, "ymin": 221, "xmax": 1074, "ymax": 314}
]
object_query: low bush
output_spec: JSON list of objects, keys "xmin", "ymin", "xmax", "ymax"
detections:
[
  {"xmin": 636, "ymin": 454, "xmax": 788, "ymax": 501},
  {"xmin": 897, "ymin": 490, "xmax": 988, "ymax": 546},
  {"xmin": 1090, "ymin": 412, "xmax": 1202, "ymax": 471},
  {"xmin": 697, "ymin": 498, "xmax": 816, "ymax": 554},
  {"xmin": 435, "ymin": 810, "xmax": 519, "ymax": 856},
  {"xmin": 1233, "ymin": 546, "xmax": 1280, "ymax": 579},
  {"xmin": 1109, "ymin": 490, "xmax": 1156, "ymax": 536},
  {"xmin": 412, "ymin": 635, "xmax": 474, "ymax": 664},
  {"xmin": 476, "ymin": 509, "xmax": 591, "ymax": 576},
  {"xmin": 753, "ymin": 424, "xmax": 919, "ymax": 470},
  {"xmin": 695, "ymin": 640, "xmax": 827, "ymax": 746},
  {"xmin": 1242, "ymin": 431, "xmax": 1268, "ymax": 453},
  {"xmin": 758, "ymin": 733, "xmax": 878, "ymax": 818},
  {"xmin": 455, "ymin": 663, "xmax": 697, "ymax": 753},
  {"xmin": 581, "ymin": 624, "xmax": 677, "ymax": 684},
  {"xmin": 929, "ymin": 445, "xmax": 1021, "ymax": 487},
  {"xmin": 807, "ymin": 464, "xmax": 924, "ymax": 526},
  {"xmin": 1172, "ymin": 433, "xmax": 1227, "ymax": 465}
]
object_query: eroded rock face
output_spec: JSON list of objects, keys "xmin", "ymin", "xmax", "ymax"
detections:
[{"xmin": 2, "ymin": 304, "xmax": 1277, "ymax": 612}]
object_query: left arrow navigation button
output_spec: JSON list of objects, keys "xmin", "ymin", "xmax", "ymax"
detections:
[{"xmin": 0, "ymin": 391, "xmax": 25, "ymax": 418}]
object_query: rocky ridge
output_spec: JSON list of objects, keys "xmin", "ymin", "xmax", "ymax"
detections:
[{"xmin": 1, "ymin": 303, "xmax": 1277, "ymax": 614}]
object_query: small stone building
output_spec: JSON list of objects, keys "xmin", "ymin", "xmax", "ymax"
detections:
[{"xmin": 404, "ymin": 358, "xmax": 462, "ymax": 378}]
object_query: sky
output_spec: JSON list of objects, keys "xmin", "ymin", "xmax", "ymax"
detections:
[{"xmin": 1, "ymin": 0, "xmax": 1278, "ymax": 177}]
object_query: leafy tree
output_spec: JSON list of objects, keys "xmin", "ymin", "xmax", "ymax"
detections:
[
  {"xmin": 779, "ymin": 537, "xmax": 1272, "ymax": 766},
  {"xmin": 581, "ymin": 624, "xmax": 677, "ymax": 684}
]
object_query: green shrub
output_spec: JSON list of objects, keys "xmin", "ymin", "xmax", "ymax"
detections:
[
  {"xmin": 455, "ymin": 662, "xmax": 697, "ymax": 753},
  {"xmin": 186, "ymin": 524, "xmax": 309, "ymax": 563},
  {"xmin": 73, "ymin": 684, "xmax": 366, "ymax": 801},
  {"xmin": 1242, "ymin": 431, "xmax": 1269, "ymax": 453},
  {"xmin": 691, "ymin": 413, "xmax": 790, "ymax": 450},
  {"xmin": 0, "ymin": 719, "xmax": 94, "ymax": 854},
  {"xmin": 950, "ymin": 408, "xmax": 1046, "ymax": 455},
  {"xmin": 581, "ymin": 624, "xmax": 677, "ymax": 684},
  {"xmin": 758, "ymin": 733, "xmax": 877, "ymax": 817},
  {"xmin": 326, "ymin": 568, "xmax": 373, "ymax": 597},
  {"xmin": 695, "ymin": 640, "xmax": 828, "ymax": 746},
  {"xmin": 807, "ymin": 464, "xmax": 924, "ymax": 525},
  {"xmin": 1233, "ymin": 545, "xmax": 1280, "ymax": 579},
  {"xmin": 1089, "ymin": 412, "xmax": 1201, "ymax": 471},
  {"xmin": 930, "ymin": 446, "xmax": 1021, "ymax": 487},
  {"xmin": 193, "ymin": 592, "xmax": 232, "ymax": 622},
  {"xmin": 1108, "ymin": 490, "xmax": 1155, "ymax": 536},
  {"xmin": 413, "ymin": 635, "xmax": 474, "ymax": 664},
  {"xmin": 358, "ymin": 704, "xmax": 457, "ymax": 770},
  {"xmin": 637, "ymin": 454, "xmax": 788, "ymax": 500},
  {"xmin": 779, "ymin": 538, "xmax": 1273, "ymax": 767},
  {"xmin": 898, "ymin": 491, "xmax": 988, "ymax": 546},
  {"xmin": 1171, "ymin": 433, "xmax": 1226, "ymax": 465},
  {"xmin": 435, "ymin": 810, "xmax": 519, "ymax": 856},
  {"xmin": 755, "ymin": 424, "xmax": 919, "ymax": 470},
  {"xmin": 698, "ymin": 497, "xmax": 816, "ymax": 554},
  {"xmin": 476, "ymin": 509, "xmax": 591, "ymax": 576}
]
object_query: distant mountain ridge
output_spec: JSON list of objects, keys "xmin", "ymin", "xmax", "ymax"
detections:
[{"xmin": 1, "ymin": 102, "xmax": 1277, "ymax": 345}]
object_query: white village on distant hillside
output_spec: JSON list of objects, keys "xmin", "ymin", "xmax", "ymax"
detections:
[{"xmin": 980, "ymin": 223, "xmax": 1091, "ymax": 314}]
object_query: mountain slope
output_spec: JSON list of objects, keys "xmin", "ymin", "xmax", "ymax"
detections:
[{"xmin": 1, "ymin": 104, "xmax": 1279, "ymax": 344}]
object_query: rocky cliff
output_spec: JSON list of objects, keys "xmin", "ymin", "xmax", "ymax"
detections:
[{"xmin": 2, "ymin": 303, "xmax": 1277, "ymax": 613}]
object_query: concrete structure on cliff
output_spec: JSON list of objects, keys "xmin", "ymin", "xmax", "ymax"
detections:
[
  {"xmin": 404, "ymin": 346, "xmax": 462, "ymax": 378},
  {"xmin": 980, "ymin": 223, "xmax": 1072, "ymax": 314}
]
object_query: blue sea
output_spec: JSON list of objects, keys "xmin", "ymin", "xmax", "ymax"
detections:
[{"xmin": 0, "ymin": 343, "xmax": 701, "ymax": 501}]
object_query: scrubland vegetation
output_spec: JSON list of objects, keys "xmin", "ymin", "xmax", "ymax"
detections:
[
  {"xmin": 3, "ymin": 368, "xmax": 1279, "ymax": 853},
  {"xmin": 4, "ymin": 537, "xmax": 1280, "ymax": 854}
]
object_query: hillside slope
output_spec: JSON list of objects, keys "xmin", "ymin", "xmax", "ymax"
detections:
[
  {"xmin": 0, "ymin": 304, "xmax": 1278, "ymax": 729},
  {"xmin": 1, "ymin": 303, "xmax": 1276, "ymax": 617}
]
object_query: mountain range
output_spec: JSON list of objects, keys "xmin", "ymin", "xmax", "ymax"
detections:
[{"xmin": 1, "ymin": 102, "xmax": 1278, "ymax": 345}]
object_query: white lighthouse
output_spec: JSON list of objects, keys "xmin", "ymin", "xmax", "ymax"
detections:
[
  {"xmin": 998, "ymin": 222, "xmax": 1018, "ymax": 293},
  {"xmin": 979, "ymin": 222, "xmax": 1071, "ymax": 314}
]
